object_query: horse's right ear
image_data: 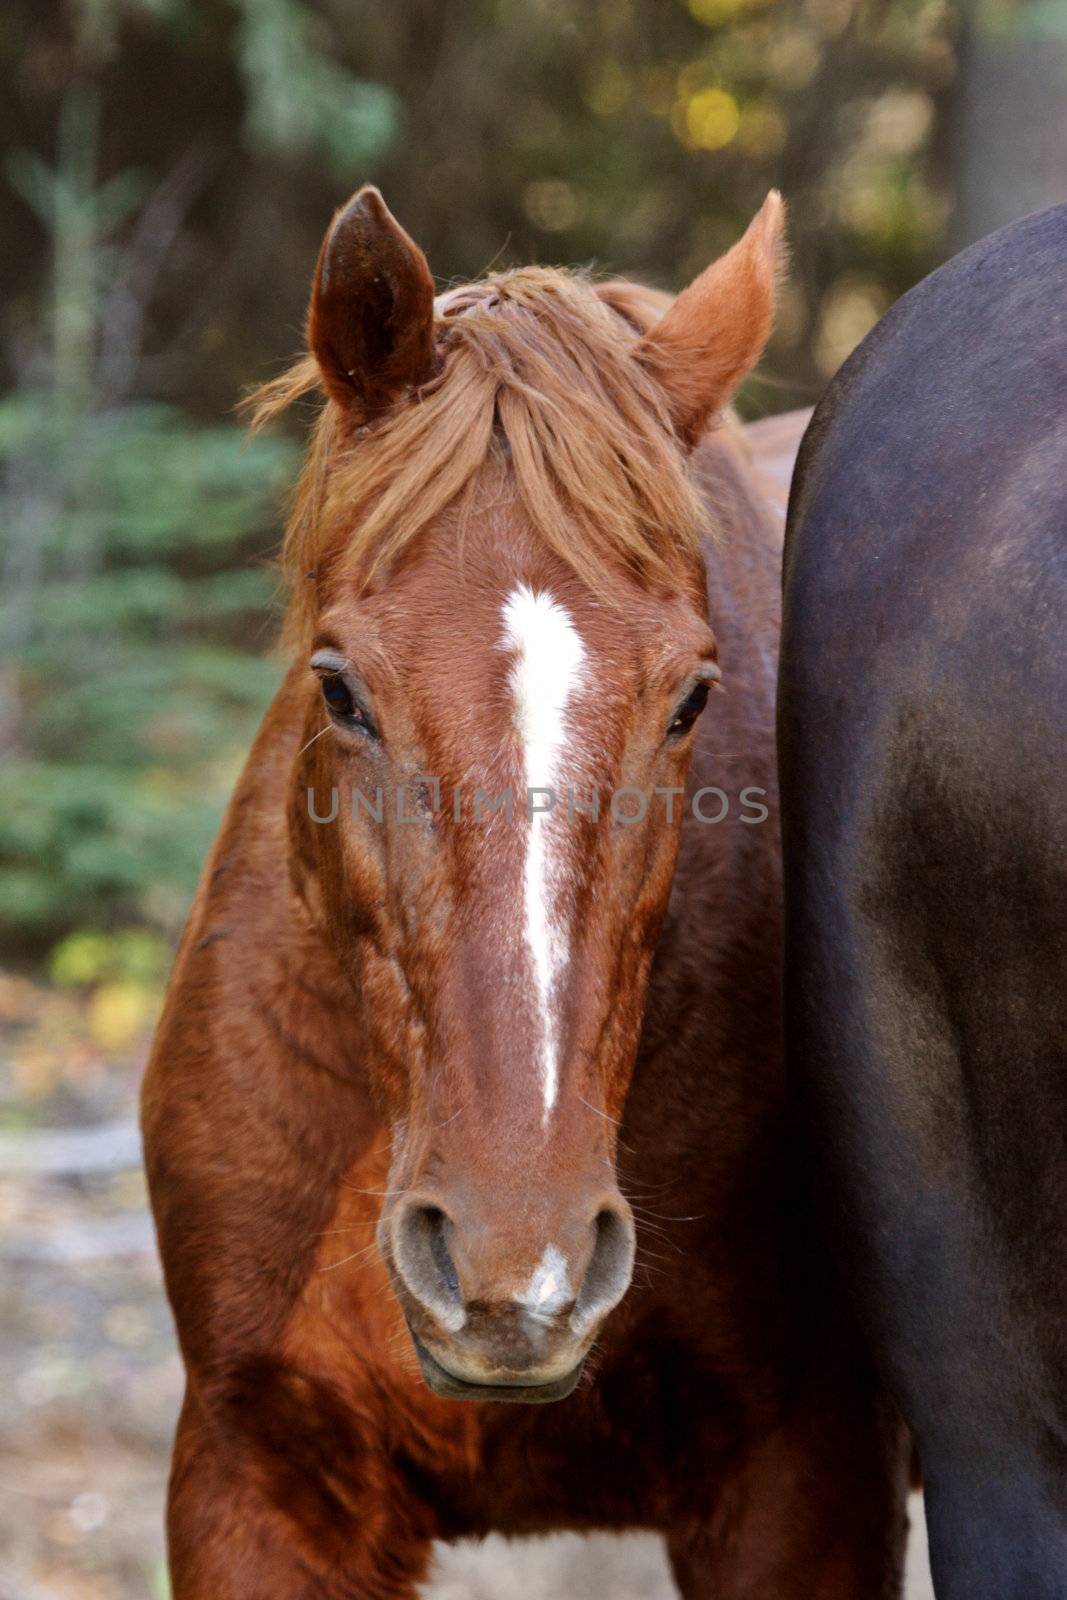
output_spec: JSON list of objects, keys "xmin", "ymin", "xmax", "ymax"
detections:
[{"xmin": 308, "ymin": 186, "xmax": 437, "ymax": 418}]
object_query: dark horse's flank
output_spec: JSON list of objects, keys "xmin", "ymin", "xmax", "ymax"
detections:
[
  {"xmin": 143, "ymin": 188, "xmax": 905, "ymax": 1598},
  {"xmin": 780, "ymin": 203, "xmax": 1067, "ymax": 1600}
]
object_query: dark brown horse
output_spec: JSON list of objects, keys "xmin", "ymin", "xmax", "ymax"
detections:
[
  {"xmin": 142, "ymin": 187, "xmax": 905, "ymax": 1599},
  {"xmin": 779, "ymin": 202, "xmax": 1067, "ymax": 1600}
]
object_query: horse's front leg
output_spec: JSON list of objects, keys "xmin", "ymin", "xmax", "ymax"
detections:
[
  {"xmin": 167, "ymin": 1390, "xmax": 434, "ymax": 1600},
  {"xmin": 666, "ymin": 1362, "xmax": 909, "ymax": 1600}
]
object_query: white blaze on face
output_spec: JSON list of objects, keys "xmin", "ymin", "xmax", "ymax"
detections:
[
  {"xmin": 521, "ymin": 1244, "xmax": 571, "ymax": 1323},
  {"xmin": 500, "ymin": 584, "xmax": 586, "ymax": 1121}
]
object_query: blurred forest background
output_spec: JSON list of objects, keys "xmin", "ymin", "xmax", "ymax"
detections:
[
  {"xmin": 0, "ymin": 3, "xmax": 1066, "ymax": 1595},
  {"xmin": 4, "ymin": 0, "xmax": 1067, "ymax": 979}
]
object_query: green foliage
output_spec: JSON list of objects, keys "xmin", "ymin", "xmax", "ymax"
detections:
[
  {"xmin": 0, "ymin": 87, "xmax": 294, "ymax": 954},
  {"xmin": 50, "ymin": 926, "xmax": 173, "ymax": 988},
  {"xmin": 234, "ymin": 0, "xmax": 398, "ymax": 172},
  {"xmin": 0, "ymin": 394, "xmax": 292, "ymax": 947},
  {"xmin": 69, "ymin": 0, "xmax": 399, "ymax": 171},
  {"xmin": 1013, "ymin": 0, "xmax": 1067, "ymax": 41}
]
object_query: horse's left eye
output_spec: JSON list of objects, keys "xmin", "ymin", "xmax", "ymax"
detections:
[{"xmin": 667, "ymin": 682, "xmax": 709, "ymax": 739}]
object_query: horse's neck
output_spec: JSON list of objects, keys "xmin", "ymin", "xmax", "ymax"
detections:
[
  {"xmin": 692, "ymin": 424, "xmax": 786, "ymax": 722},
  {"xmin": 620, "ymin": 422, "xmax": 787, "ymax": 1175}
]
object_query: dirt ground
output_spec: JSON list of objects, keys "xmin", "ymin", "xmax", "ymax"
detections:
[{"xmin": 0, "ymin": 970, "xmax": 934, "ymax": 1600}]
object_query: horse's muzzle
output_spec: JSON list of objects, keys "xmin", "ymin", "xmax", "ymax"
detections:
[
  {"xmin": 408, "ymin": 1325, "xmax": 585, "ymax": 1404},
  {"xmin": 382, "ymin": 1188, "xmax": 635, "ymax": 1401}
]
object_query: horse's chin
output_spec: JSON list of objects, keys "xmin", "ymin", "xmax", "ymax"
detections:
[{"xmin": 408, "ymin": 1328, "xmax": 584, "ymax": 1405}]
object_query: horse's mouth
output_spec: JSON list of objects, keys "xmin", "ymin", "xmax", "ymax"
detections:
[{"xmin": 409, "ymin": 1328, "xmax": 584, "ymax": 1404}]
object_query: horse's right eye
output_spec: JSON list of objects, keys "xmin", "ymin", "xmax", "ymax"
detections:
[
  {"xmin": 321, "ymin": 675, "xmax": 356, "ymax": 717},
  {"xmin": 310, "ymin": 649, "xmax": 379, "ymax": 739},
  {"xmin": 319, "ymin": 675, "xmax": 378, "ymax": 738}
]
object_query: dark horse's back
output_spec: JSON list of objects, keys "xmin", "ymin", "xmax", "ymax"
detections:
[{"xmin": 779, "ymin": 204, "xmax": 1067, "ymax": 1598}]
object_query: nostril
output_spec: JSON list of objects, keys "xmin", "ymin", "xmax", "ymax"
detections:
[
  {"xmin": 424, "ymin": 1207, "xmax": 460, "ymax": 1300},
  {"xmin": 392, "ymin": 1200, "xmax": 465, "ymax": 1332},
  {"xmin": 571, "ymin": 1203, "xmax": 636, "ymax": 1338}
]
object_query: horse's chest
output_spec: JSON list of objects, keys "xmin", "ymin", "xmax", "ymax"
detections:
[{"xmin": 283, "ymin": 1262, "xmax": 746, "ymax": 1538}]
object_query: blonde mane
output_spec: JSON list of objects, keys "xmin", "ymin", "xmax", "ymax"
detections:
[{"xmin": 248, "ymin": 267, "xmax": 705, "ymax": 651}]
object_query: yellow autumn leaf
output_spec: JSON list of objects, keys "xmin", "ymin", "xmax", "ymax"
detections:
[{"xmin": 87, "ymin": 981, "xmax": 159, "ymax": 1051}]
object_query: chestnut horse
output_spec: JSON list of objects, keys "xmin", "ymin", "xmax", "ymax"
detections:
[{"xmin": 142, "ymin": 188, "xmax": 905, "ymax": 1599}]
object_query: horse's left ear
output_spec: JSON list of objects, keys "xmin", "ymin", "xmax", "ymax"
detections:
[
  {"xmin": 637, "ymin": 191, "xmax": 786, "ymax": 444},
  {"xmin": 308, "ymin": 186, "xmax": 437, "ymax": 417}
]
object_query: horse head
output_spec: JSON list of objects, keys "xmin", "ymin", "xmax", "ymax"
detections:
[{"xmin": 258, "ymin": 186, "xmax": 784, "ymax": 1400}]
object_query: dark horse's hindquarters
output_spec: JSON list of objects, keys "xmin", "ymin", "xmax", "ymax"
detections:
[{"xmin": 780, "ymin": 204, "xmax": 1067, "ymax": 1599}]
